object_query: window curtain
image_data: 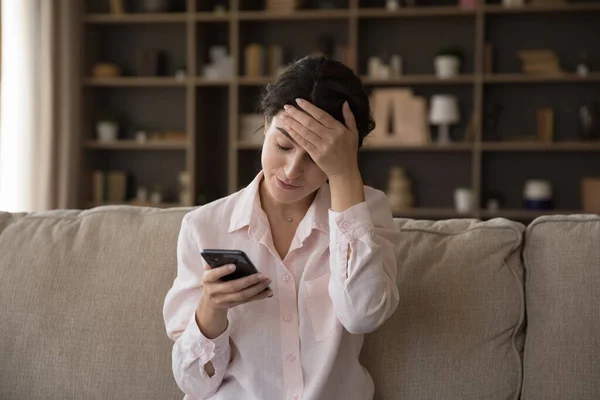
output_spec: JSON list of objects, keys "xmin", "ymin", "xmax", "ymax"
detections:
[{"xmin": 0, "ymin": 0, "xmax": 80, "ymax": 212}]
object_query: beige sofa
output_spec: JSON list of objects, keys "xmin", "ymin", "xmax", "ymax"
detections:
[{"xmin": 0, "ymin": 206, "xmax": 598, "ymax": 400}]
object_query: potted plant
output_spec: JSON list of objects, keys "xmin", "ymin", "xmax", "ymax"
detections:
[
  {"xmin": 95, "ymin": 110, "xmax": 121, "ymax": 142},
  {"xmin": 434, "ymin": 47, "xmax": 464, "ymax": 79}
]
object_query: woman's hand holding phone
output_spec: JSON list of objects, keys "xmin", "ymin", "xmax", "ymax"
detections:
[
  {"xmin": 196, "ymin": 264, "xmax": 272, "ymax": 340},
  {"xmin": 201, "ymin": 263, "xmax": 273, "ymax": 309}
]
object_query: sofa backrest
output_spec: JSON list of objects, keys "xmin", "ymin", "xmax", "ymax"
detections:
[
  {"xmin": 359, "ymin": 217, "xmax": 527, "ymax": 400},
  {"xmin": 1, "ymin": 207, "xmax": 599, "ymax": 400},
  {"xmin": 0, "ymin": 207, "xmax": 189, "ymax": 400},
  {"xmin": 521, "ymin": 215, "xmax": 600, "ymax": 400}
]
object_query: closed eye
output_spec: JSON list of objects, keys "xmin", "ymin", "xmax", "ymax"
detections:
[{"xmin": 276, "ymin": 143, "xmax": 292, "ymax": 151}]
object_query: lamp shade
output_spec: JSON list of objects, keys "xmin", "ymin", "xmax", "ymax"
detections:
[{"xmin": 429, "ymin": 94, "xmax": 460, "ymax": 125}]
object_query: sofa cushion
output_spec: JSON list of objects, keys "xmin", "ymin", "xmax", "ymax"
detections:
[
  {"xmin": 522, "ymin": 215, "xmax": 600, "ymax": 400},
  {"xmin": 360, "ymin": 218, "xmax": 526, "ymax": 400},
  {"xmin": 0, "ymin": 206, "xmax": 192, "ymax": 400}
]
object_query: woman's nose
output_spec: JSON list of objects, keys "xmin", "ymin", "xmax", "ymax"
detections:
[{"xmin": 284, "ymin": 155, "xmax": 304, "ymax": 180}]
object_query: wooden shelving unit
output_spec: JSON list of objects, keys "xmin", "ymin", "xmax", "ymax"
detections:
[
  {"xmin": 481, "ymin": 141, "xmax": 600, "ymax": 152},
  {"xmin": 483, "ymin": 3, "xmax": 600, "ymax": 14},
  {"xmin": 483, "ymin": 73, "xmax": 600, "ymax": 84},
  {"xmin": 80, "ymin": 0, "xmax": 600, "ymax": 220},
  {"xmin": 83, "ymin": 13, "xmax": 188, "ymax": 23},
  {"xmin": 361, "ymin": 74, "xmax": 476, "ymax": 85},
  {"xmin": 83, "ymin": 77, "xmax": 187, "ymax": 87},
  {"xmin": 238, "ymin": 10, "xmax": 351, "ymax": 20},
  {"xmin": 84, "ymin": 140, "xmax": 187, "ymax": 150},
  {"xmin": 358, "ymin": 6, "xmax": 476, "ymax": 18}
]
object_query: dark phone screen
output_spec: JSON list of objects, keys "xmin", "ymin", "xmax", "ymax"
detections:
[{"xmin": 201, "ymin": 251, "xmax": 259, "ymax": 282}]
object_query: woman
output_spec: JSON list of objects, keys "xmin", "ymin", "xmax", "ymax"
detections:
[{"xmin": 163, "ymin": 54, "xmax": 400, "ymax": 400}]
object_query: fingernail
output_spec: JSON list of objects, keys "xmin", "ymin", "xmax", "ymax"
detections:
[
  {"xmin": 229, "ymin": 264, "xmax": 236, "ymax": 271},
  {"xmin": 344, "ymin": 101, "xmax": 349, "ymax": 109},
  {"xmin": 268, "ymin": 292, "xmax": 274, "ymax": 298},
  {"xmin": 257, "ymin": 273, "xmax": 264, "ymax": 279},
  {"xmin": 295, "ymin": 98, "xmax": 303, "ymax": 105},
  {"xmin": 283, "ymin": 104, "xmax": 291, "ymax": 111}
]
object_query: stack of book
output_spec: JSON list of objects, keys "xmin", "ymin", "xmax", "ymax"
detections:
[
  {"xmin": 92, "ymin": 170, "xmax": 127, "ymax": 204},
  {"xmin": 518, "ymin": 50, "xmax": 562, "ymax": 75}
]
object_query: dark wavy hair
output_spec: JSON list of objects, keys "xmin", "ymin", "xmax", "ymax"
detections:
[{"xmin": 259, "ymin": 54, "xmax": 375, "ymax": 149}]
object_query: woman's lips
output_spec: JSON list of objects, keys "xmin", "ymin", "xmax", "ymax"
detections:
[{"xmin": 276, "ymin": 177, "xmax": 300, "ymax": 190}]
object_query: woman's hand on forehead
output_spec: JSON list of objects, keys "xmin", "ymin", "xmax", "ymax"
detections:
[{"xmin": 280, "ymin": 98, "xmax": 360, "ymax": 180}]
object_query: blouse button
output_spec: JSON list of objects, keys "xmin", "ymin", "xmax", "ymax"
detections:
[{"xmin": 283, "ymin": 274, "xmax": 290, "ymax": 282}]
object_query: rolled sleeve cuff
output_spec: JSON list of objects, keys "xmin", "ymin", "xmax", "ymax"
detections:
[
  {"xmin": 179, "ymin": 313, "xmax": 230, "ymax": 373},
  {"xmin": 328, "ymin": 201, "xmax": 374, "ymax": 243}
]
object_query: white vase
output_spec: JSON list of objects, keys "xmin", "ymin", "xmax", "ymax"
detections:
[
  {"xmin": 434, "ymin": 56, "xmax": 460, "ymax": 79},
  {"xmin": 96, "ymin": 122, "xmax": 118, "ymax": 142},
  {"xmin": 454, "ymin": 188, "xmax": 473, "ymax": 214}
]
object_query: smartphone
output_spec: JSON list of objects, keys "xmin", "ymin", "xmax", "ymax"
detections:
[{"xmin": 200, "ymin": 249, "xmax": 268, "ymax": 288}]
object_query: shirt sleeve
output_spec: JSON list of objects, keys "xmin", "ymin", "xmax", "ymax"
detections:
[
  {"xmin": 163, "ymin": 213, "xmax": 231, "ymax": 399},
  {"xmin": 327, "ymin": 189, "xmax": 400, "ymax": 334}
]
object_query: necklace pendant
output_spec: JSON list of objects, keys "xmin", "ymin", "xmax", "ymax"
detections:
[{"xmin": 287, "ymin": 217, "xmax": 294, "ymax": 222}]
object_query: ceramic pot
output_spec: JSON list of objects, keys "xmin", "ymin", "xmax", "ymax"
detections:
[
  {"xmin": 96, "ymin": 122, "xmax": 118, "ymax": 142},
  {"xmin": 434, "ymin": 56, "xmax": 460, "ymax": 79}
]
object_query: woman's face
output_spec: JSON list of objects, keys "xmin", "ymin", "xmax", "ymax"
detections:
[{"xmin": 261, "ymin": 111, "xmax": 328, "ymax": 205}]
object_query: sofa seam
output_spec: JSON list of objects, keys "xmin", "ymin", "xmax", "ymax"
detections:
[
  {"xmin": 504, "ymin": 253, "xmax": 526, "ymax": 400},
  {"xmin": 526, "ymin": 215, "xmax": 600, "ymax": 236}
]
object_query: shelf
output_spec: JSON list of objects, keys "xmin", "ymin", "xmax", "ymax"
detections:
[
  {"xmin": 483, "ymin": 3, "xmax": 600, "ymax": 14},
  {"xmin": 480, "ymin": 209, "xmax": 584, "ymax": 220},
  {"xmin": 237, "ymin": 141, "xmax": 264, "ymax": 150},
  {"xmin": 80, "ymin": 3, "xmax": 600, "ymax": 216},
  {"xmin": 84, "ymin": 140, "xmax": 187, "ymax": 150},
  {"xmin": 481, "ymin": 142, "xmax": 600, "ymax": 152},
  {"xmin": 195, "ymin": 77, "xmax": 231, "ymax": 87},
  {"xmin": 361, "ymin": 143, "xmax": 473, "ymax": 152},
  {"xmin": 238, "ymin": 76, "xmax": 273, "ymax": 86},
  {"xmin": 86, "ymin": 201, "xmax": 183, "ymax": 208},
  {"xmin": 83, "ymin": 13, "xmax": 188, "ymax": 23},
  {"xmin": 484, "ymin": 73, "xmax": 600, "ymax": 84},
  {"xmin": 238, "ymin": 142, "xmax": 473, "ymax": 152},
  {"xmin": 83, "ymin": 77, "xmax": 187, "ymax": 87},
  {"xmin": 393, "ymin": 207, "xmax": 468, "ymax": 219},
  {"xmin": 361, "ymin": 75, "xmax": 475, "ymax": 85},
  {"xmin": 238, "ymin": 9, "xmax": 350, "ymax": 20},
  {"xmin": 358, "ymin": 7, "xmax": 476, "ymax": 18},
  {"xmin": 196, "ymin": 12, "xmax": 230, "ymax": 22}
]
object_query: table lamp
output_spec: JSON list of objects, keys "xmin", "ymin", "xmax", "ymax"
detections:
[{"xmin": 429, "ymin": 94, "xmax": 460, "ymax": 145}]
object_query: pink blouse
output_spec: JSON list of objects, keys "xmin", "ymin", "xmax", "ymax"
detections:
[{"xmin": 163, "ymin": 171, "xmax": 400, "ymax": 400}]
